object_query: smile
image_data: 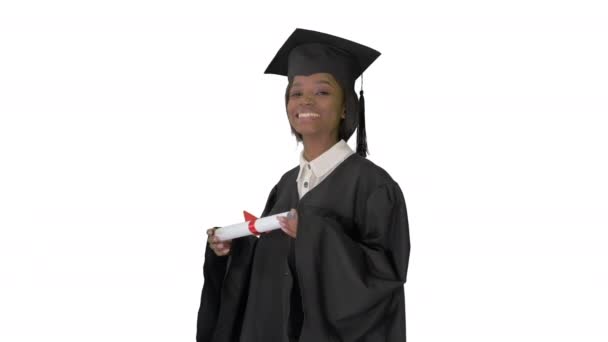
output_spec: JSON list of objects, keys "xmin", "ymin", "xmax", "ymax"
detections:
[{"xmin": 297, "ymin": 112, "xmax": 320, "ymax": 119}]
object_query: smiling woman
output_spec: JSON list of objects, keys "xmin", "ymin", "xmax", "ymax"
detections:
[
  {"xmin": 286, "ymin": 72, "xmax": 346, "ymax": 159},
  {"xmin": 198, "ymin": 28, "xmax": 411, "ymax": 342}
]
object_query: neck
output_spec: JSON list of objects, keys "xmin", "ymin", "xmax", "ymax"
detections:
[{"xmin": 302, "ymin": 134, "xmax": 339, "ymax": 161}]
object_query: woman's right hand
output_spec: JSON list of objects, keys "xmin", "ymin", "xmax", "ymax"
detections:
[{"xmin": 207, "ymin": 227, "xmax": 232, "ymax": 256}]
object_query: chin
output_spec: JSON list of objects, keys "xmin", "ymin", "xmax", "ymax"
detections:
[{"xmin": 295, "ymin": 129, "xmax": 316, "ymax": 137}]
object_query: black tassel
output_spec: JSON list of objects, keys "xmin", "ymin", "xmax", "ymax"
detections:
[{"xmin": 356, "ymin": 89, "xmax": 368, "ymax": 157}]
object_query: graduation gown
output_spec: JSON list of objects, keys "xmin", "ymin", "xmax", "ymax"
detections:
[{"xmin": 197, "ymin": 153, "xmax": 410, "ymax": 342}]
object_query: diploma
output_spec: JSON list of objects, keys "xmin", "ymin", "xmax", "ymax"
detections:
[{"xmin": 214, "ymin": 210, "xmax": 291, "ymax": 241}]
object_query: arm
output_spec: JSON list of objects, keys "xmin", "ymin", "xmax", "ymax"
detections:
[
  {"xmin": 196, "ymin": 183, "xmax": 279, "ymax": 342},
  {"xmin": 196, "ymin": 243, "xmax": 229, "ymax": 341}
]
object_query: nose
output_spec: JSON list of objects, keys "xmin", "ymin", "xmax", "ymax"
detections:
[{"xmin": 301, "ymin": 94, "xmax": 314, "ymax": 105}]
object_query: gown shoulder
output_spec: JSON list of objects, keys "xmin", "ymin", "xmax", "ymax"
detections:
[{"xmin": 273, "ymin": 153, "xmax": 401, "ymax": 191}]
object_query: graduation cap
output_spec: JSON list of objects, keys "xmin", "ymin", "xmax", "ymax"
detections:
[{"xmin": 264, "ymin": 28, "xmax": 381, "ymax": 157}]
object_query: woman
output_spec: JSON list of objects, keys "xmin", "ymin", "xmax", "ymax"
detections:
[{"xmin": 197, "ymin": 28, "xmax": 410, "ymax": 342}]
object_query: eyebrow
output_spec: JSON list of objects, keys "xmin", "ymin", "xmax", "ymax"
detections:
[{"xmin": 291, "ymin": 80, "xmax": 334, "ymax": 87}]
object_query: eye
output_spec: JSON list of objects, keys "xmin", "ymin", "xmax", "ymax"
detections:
[
  {"xmin": 316, "ymin": 91, "xmax": 330, "ymax": 96},
  {"xmin": 290, "ymin": 91, "xmax": 302, "ymax": 97}
]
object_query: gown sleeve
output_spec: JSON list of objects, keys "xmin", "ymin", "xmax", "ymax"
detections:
[
  {"xmin": 196, "ymin": 184, "xmax": 279, "ymax": 342},
  {"xmin": 196, "ymin": 239, "xmax": 229, "ymax": 341},
  {"xmin": 295, "ymin": 181, "xmax": 410, "ymax": 341}
]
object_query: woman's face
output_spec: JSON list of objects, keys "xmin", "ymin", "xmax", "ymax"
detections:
[{"xmin": 287, "ymin": 73, "xmax": 345, "ymax": 142}]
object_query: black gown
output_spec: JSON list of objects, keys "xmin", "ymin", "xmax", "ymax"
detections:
[{"xmin": 197, "ymin": 153, "xmax": 410, "ymax": 342}]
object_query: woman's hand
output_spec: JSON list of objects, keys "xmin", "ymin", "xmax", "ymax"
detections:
[
  {"xmin": 278, "ymin": 208, "xmax": 298, "ymax": 239},
  {"xmin": 207, "ymin": 227, "xmax": 232, "ymax": 256}
]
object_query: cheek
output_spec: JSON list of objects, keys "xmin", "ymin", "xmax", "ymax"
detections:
[
  {"xmin": 286, "ymin": 100, "xmax": 296, "ymax": 114},
  {"xmin": 319, "ymin": 98, "xmax": 342, "ymax": 117}
]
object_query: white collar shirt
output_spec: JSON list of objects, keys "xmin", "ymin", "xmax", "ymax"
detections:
[{"xmin": 296, "ymin": 139, "xmax": 355, "ymax": 199}]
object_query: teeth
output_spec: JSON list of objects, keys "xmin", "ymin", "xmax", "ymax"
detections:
[{"xmin": 298, "ymin": 112, "xmax": 320, "ymax": 118}]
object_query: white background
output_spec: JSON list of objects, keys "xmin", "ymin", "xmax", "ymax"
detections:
[{"xmin": 1, "ymin": 0, "xmax": 607, "ymax": 341}]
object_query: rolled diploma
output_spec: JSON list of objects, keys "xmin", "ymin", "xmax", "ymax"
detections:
[{"xmin": 214, "ymin": 211, "xmax": 290, "ymax": 241}]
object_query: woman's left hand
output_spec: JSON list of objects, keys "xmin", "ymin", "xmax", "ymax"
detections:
[{"xmin": 278, "ymin": 208, "xmax": 298, "ymax": 238}]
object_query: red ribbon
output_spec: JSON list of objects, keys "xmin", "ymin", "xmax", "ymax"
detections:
[{"xmin": 247, "ymin": 218, "xmax": 260, "ymax": 235}]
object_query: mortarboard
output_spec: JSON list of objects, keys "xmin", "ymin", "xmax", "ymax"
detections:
[{"xmin": 264, "ymin": 28, "xmax": 381, "ymax": 157}]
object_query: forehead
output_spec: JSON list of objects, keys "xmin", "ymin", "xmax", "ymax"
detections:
[{"xmin": 291, "ymin": 73, "xmax": 338, "ymax": 86}]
